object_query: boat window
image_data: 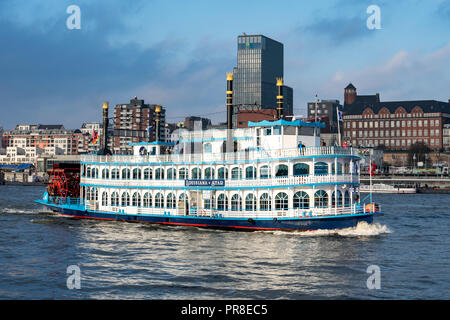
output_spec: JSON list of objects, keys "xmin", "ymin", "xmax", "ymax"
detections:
[
  {"xmin": 111, "ymin": 192, "xmax": 119, "ymax": 206},
  {"xmin": 245, "ymin": 166, "xmax": 256, "ymax": 179},
  {"xmin": 218, "ymin": 167, "xmax": 228, "ymax": 179},
  {"xmin": 102, "ymin": 192, "xmax": 108, "ymax": 206},
  {"xmin": 259, "ymin": 165, "xmax": 271, "ymax": 179},
  {"xmin": 231, "ymin": 194, "xmax": 242, "ymax": 211},
  {"xmin": 167, "ymin": 168, "xmax": 176, "ymax": 180},
  {"xmin": 231, "ymin": 167, "xmax": 242, "ymax": 180},
  {"xmin": 245, "ymin": 194, "xmax": 256, "ymax": 211},
  {"xmin": 111, "ymin": 168, "xmax": 119, "ymax": 180},
  {"xmin": 121, "ymin": 192, "xmax": 130, "ymax": 207},
  {"xmin": 204, "ymin": 143, "xmax": 212, "ymax": 153},
  {"xmin": 132, "ymin": 192, "xmax": 141, "ymax": 207},
  {"xmin": 293, "ymin": 163, "xmax": 309, "ymax": 176},
  {"xmin": 102, "ymin": 168, "xmax": 109, "ymax": 179},
  {"xmin": 143, "ymin": 193, "xmax": 152, "ymax": 207},
  {"xmin": 275, "ymin": 192, "xmax": 288, "ymax": 210},
  {"xmin": 260, "ymin": 193, "xmax": 272, "ymax": 211},
  {"xmin": 155, "ymin": 168, "xmax": 164, "ymax": 180},
  {"xmin": 331, "ymin": 163, "xmax": 343, "ymax": 175},
  {"xmin": 217, "ymin": 194, "xmax": 228, "ymax": 210},
  {"xmin": 344, "ymin": 191, "xmax": 350, "ymax": 207},
  {"xmin": 144, "ymin": 168, "xmax": 152, "ymax": 180},
  {"xmin": 332, "ymin": 190, "xmax": 343, "ymax": 207},
  {"xmin": 122, "ymin": 168, "xmax": 131, "ymax": 180},
  {"xmin": 275, "ymin": 164, "xmax": 288, "ymax": 177},
  {"xmin": 204, "ymin": 167, "xmax": 214, "ymax": 179},
  {"xmin": 166, "ymin": 193, "xmax": 176, "ymax": 208},
  {"xmin": 191, "ymin": 168, "xmax": 201, "ymax": 179},
  {"xmin": 86, "ymin": 167, "xmax": 91, "ymax": 178},
  {"xmin": 178, "ymin": 168, "xmax": 188, "ymax": 180},
  {"xmin": 265, "ymin": 128, "xmax": 272, "ymax": 136},
  {"xmin": 314, "ymin": 162, "xmax": 328, "ymax": 175},
  {"xmin": 314, "ymin": 190, "xmax": 328, "ymax": 208},
  {"xmin": 155, "ymin": 193, "xmax": 163, "ymax": 208},
  {"xmin": 293, "ymin": 191, "xmax": 309, "ymax": 209},
  {"xmin": 132, "ymin": 168, "xmax": 141, "ymax": 180},
  {"xmin": 273, "ymin": 126, "xmax": 281, "ymax": 135}
]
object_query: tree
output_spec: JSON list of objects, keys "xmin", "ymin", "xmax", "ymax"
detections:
[{"xmin": 407, "ymin": 142, "xmax": 430, "ymax": 166}]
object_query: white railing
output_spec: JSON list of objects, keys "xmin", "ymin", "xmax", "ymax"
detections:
[
  {"xmin": 81, "ymin": 146, "xmax": 360, "ymax": 165},
  {"xmin": 81, "ymin": 174, "xmax": 358, "ymax": 188}
]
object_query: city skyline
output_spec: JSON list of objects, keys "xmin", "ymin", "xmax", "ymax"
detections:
[{"xmin": 0, "ymin": 0, "xmax": 449, "ymax": 129}]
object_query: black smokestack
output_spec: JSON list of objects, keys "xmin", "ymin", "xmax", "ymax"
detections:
[
  {"xmin": 226, "ymin": 73, "xmax": 233, "ymax": 129},
  {"xmin": 155, "ymin": 105, "xmax": 161, "ymax": 142},
  {"xmin": 276, "ymin": 78, "xmax": 284, "ymax": 120},
  {"xmin": 99, "ymin": 101, "xmax": 111, "ymax": 155}
]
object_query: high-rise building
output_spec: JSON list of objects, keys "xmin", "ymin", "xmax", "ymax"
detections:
[
  {"xmin": 231, "ymin": 34, "xmax": 293, "ymax": 127},
  {"xmin": 113, "ymin": 97, "xmax": 166, "ymax": 154}
]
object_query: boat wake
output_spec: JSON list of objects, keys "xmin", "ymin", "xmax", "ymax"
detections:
[
  {"xmin": 263, "ymin": 222, "xmax": 391, "ymax": 238},
  {"xmin": 1, "ymin": 207, "xmax": 54, "ymax": 215}
]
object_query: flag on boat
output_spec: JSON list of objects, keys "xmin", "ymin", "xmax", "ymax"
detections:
[{"xmin": 369, "ymin": 163, "xmax": 377, "ymax": 176}]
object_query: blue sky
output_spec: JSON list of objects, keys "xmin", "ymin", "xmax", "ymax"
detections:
[{"xmin": 0, "ymin": 0, "xmax": 449, "ymax": 129}]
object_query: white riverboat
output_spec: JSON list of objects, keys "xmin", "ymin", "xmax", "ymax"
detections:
[{"xmin": 360, "ymin": 183, "xmax": 417, "ymax": 194}]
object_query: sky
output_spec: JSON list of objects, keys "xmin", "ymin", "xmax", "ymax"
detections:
[{"xmin": 0, "ymin": 0, "xmax": 449, "ymax": 130}]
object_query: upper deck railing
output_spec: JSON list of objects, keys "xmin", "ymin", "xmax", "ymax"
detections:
[{"xmin": 82, "ymin": 146, "xmax": 360, "ymax": 165}]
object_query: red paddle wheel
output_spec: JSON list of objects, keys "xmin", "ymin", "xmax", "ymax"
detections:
[{"xmin": 47, "ymin": 164, "xmax": 80, "ymax": 204}]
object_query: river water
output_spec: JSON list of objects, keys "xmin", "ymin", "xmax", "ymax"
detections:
[{"xmin": 0, "ymin": 185, "xmax": 448, "ymax": 299}]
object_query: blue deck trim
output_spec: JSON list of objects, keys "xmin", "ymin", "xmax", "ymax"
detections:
[
  {"xmin": 79, "ymin": 181, "xmax": 359, "ymax": 190},
  {"xmin": 81, "ymin": 154, "xmax": 361, "ymax": 167}
]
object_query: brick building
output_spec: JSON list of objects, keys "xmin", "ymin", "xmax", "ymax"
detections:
[
  {"xmin": 113, "ymin": 97, "xmax": 166, "ymax": 154},
  {"xmin": 342, "ymin": 83, "xmax": 450, "ymax": 151}
]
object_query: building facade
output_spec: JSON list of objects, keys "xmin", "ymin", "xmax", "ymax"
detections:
[
  {"xmin": 113, "ymin": 97, "xmax": 166, "ymax": 154},
  {"xmin": 342, "ymin": 84, "xmax": 450, "ymax": 151},
  {"xmin": 307, "ymin": 99, "xmax": 343, "ymax": 134},
  {"xmin": 231, "ymin": 35, "xmax": 293, "ymax": 127}
]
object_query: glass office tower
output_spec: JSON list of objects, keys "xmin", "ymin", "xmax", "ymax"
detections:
[{"xmin": 232, "ymin": 35, "xmax": 293, "ymax": 126}]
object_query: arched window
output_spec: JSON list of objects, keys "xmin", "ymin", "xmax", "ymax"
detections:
[
  {"xmin": 344, "ymin": 163, "xmax": 350, "ymax": 174},
  {"xmin": 167, "ymin": 168, "xmax": 176, "ymax": 180},
  {"xmin": 132, "ymin": 192, "xmax": 141, "ymax": 207},
  {"xmin": 144, "ymin": 168, "xmax": 152, "ymax": 180},
  {"xmin": 132, "ymin": 168, "xmax": 141, "ymax": 180},
  {"xmin": 218, "ymin": 167, "xmax": 228, "ymax": 179},
  {"xmin": 217, "ymin": 194, "xmax": 228, "ymax": 210},
  {"xmin": 344, "ymin": 191, "xmax": 351, "ymax": 207},
  {"xmin": 275, "ymin": 192, "xmax": 288, "ymax": 210},
  {"xmin": 86, "ymin": 187, "xmax": 91, "ymax": 201},
  {"xmin": 86, "ymin": 167, "xmax": 91, "ymax": 178},
  {"xmin": 204, "ymin": 143, "xmax": 212, "ymax": 153},
  {"xmin": 155, "ymin": 168, "xmax": 164, "ymax": 180},
  {"xmin": 179, "ymin": 193, "xmax": 189, "ymax": 213},
  {"xmin": 260, "ymin": 193, "xmax": 272, "ymax": 211},
  {"xmin": 245, "ymin": 194, "xmax": 256, "ymax": 211},
  {"xmin": 245, "ymin": 166, "xmax": 256, "ymax": 179},
  {"xmin": 332, "ymin": 190, "xmax": 343, "ymax": 207},
  {"xmin": 111, "ymin": 168, "xmax": 119, "ymax": 180},
  {"xmin": 332, "ymin": 162, "xmax": 343, "ymax": 175},
  {"xmin": 204, "ymin": 167, "xmax": 214, "ymax": 179},
  {"xmin": 231, "ymin": 194, "xmax": 242, "ymax": 211},
  {"xmin": 259, "ymin": 165, "xmax": 271, "ymax": 179},
  {"xmin": 102, "ymin": 168, "xmax": 109, "ymax": 179},
  {"xmin": 275, "ymin": 164, "xmax": 288, "ymax": 177},
  {"xmin": 92, "ymin": 188, "xmax": 98, "ymax": 201},
  {"xmin": 155, "ymin": 192, "xmax": 163, "ymax": 208},
  {"xmin": 166, "ymin": 193, "xmax": 176, "ymax": 208},
  {"xmin": 293, "ymin": 163, "xmax": 309, "ymax": 176},
  {"xmin": 101, "ymin": 191, "xmax": 108, "ymax": 206},
  {"xmin": 111, "ymin": 192, "xmax": 119, "ymax": 206},
  {"xmin": 314, "ymin": 190, "xmax": 328, "ymax": 208},
  {"xmin": 121, "ymin": 192, "xmax": 130, "ymax": 207},
  {"xmin": 122, "ymin": 168, "xmax": 131, "ymax": 180},
  {"xmin": 293, "ymin": 191, "xmax": 309, "ymax": 209},
  {"xmin": 178, "ymin": 168, "xmax": 188, "ymax": 180},
  {"xmin": 314, "ymin": 162, "xmax": 328, "ymax": 175},
  {"xmin": 191, "ymin": 168, "xmax": 201, "ymax": 179},
  {"xmin": 231, "ymin": 167, "xmax": 242, "ymax": 180},
  {"xmin": 143, "ymin": 193, "xmax": 152, "ymax": 207}
]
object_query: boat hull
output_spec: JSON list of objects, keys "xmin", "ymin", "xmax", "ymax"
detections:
[{"xmin": 35, "ymin": 200, "xmax": 380, "ymax": 232}]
